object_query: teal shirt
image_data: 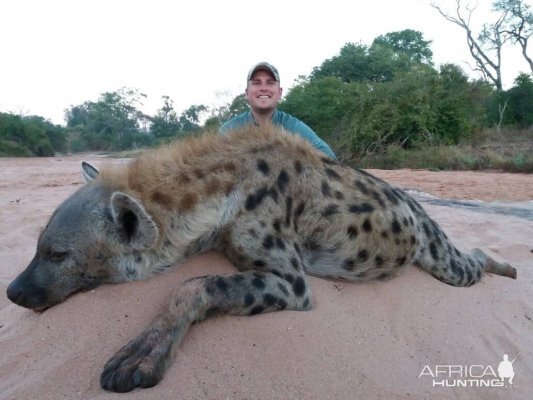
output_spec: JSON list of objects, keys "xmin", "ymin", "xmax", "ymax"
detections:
[{"xmin": 219, "ymin": 110, "xmax": 337, "ymax": 160}]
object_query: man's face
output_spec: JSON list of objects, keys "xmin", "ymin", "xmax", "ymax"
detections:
[{"xmin": 245, "ymin": 69, "xmax": 282, "ymax": 114}]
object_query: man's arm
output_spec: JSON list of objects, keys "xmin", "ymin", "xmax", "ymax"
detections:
[{"xmin": 293, "ymin": 120, "xmax": 337, "ymax": 160}]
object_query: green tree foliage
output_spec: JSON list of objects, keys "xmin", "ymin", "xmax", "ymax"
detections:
[
  {"xmin": 342, "ymin": 66, "xmax": 438, "ymax": 154},
  {"xmin": 310, "ymin": 30, "xmax": 433, "ymax": 83},
  {"xmin": 372, "ymin": 29, "xmax": 433, "ymax": 64},
  {"xmin": 503, "ymin": 73, "xmax": 533, "ymax": 126},
  {"xmin": 282, "ymin": 31, "xmax": 497, "ymax": 158},
  {"xmin": 4, "ymin": 28, "xmax": 531, "ymax": 159},
  {"xmin": 27, "ymin": 115, "xmax": 67, "ymax": 153},
  {"xmin": 310, "ymin": 43, "xmax": 372, "ymax": 82},
  {"xmin": 66, "ymin": 88, "xmax": 152, "ymax": 151},
  {"xmin": 226, "ymin": 94, "xmax": 249, "ymax": 119},
  {"xmin": 149, "ymin": 96, "xmax": 181, "ymax": 138},
  {"xmin": 340, "ymin": 65, "xmax": 490, "ymax": 156},
  {"xmin": 178, "ymin": 104, "xmax": 208, "ymax": 134},
  {"xmin": 148, "ymin": 96, "xmax": 208, "ymax": 138},
  {"xmin": 65, "ymin": 88, "xmax": 211, "ymax": 151},
  {"xmin": 0, "ymin": 113, "xmax": 66, "ymax": 156},
  {"xmin": 151, "ymin": 102, "xmax": 210, "ymax": 137},
  {"xmin": 280, "ymin": 76, "xmax": 357, "ymax": 137},
  {"xmin": 432, "ymin": 64, "xmax": 492, "ymax": 143}
]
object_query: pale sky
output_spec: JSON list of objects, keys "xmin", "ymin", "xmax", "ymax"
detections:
[{"xmin": 0, "ymin": 0, "xmax": 530, "ymax": 126}]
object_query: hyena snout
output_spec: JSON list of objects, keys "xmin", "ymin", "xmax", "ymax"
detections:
[
  {"xmin": 6, "ymin": 268, "xmax": 49, "ymax": 309},
  {"xmin": 6, "ymin": 257, "xmax": 75, "ymax": 310}
]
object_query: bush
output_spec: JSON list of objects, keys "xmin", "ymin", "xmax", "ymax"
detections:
[
  {"xmin": 353, "ymin": 127, "xmax": 533, "ymax": 172},
  {"xmin": 0, "ymin": 113, "xmax": 59, "ymax": 156}
]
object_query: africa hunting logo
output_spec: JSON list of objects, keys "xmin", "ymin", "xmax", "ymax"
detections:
[{"xmin": 418, "ymin": 353, "xmax": 519, "ymax": 388}]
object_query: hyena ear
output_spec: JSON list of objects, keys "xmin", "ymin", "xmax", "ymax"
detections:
[
  {"xmin": 82, "ymin": 162, "xmax": 99, "ymax": 182},
  {"xmin": 110, "ymin": 192, "xmax": 159, "ymax": 250}
]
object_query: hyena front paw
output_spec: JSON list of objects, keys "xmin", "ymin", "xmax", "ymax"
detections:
[{"xmin": 100, "ymin": 327, "xmax": 173, "ymax": 392}]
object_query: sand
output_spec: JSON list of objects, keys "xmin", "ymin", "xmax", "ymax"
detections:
[{"xmin": 0, "ymin": 155, "xmax": 532, "ymax": 400}]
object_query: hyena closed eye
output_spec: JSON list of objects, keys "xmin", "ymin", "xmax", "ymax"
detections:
[{"xmin": 6, "ymin": 125, "xmax": 516, "ymax": 392}]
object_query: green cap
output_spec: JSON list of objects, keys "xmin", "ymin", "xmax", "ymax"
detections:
[{"xmin": 247, "ymin": 62, "xmax": 280, "ymax": 83}]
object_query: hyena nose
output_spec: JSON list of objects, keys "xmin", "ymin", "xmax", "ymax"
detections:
[
  {"xmin": 6, "ymin": 276, "xmax": 48, "ymax": 308},
  {"xmin": 6, "ymin": 279, "xmax": 23, "ymax": 304}
]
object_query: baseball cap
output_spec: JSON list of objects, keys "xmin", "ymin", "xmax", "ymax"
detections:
[{"xmin": 247, "ymin": 62, "xmax": 280, "ymax": 83}]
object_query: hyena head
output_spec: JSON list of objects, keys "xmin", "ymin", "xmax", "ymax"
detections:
[{"xmin": 6, "ymin": 162, "xmax": 159, "ymax": 310}]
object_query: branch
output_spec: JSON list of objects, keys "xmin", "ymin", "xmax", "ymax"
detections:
[{"xmin": 432, "ymin": 0, "xmax": 503, "ymax": 90}]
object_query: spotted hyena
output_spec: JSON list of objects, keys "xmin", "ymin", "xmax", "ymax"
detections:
[{"xmin": 6, "ymin": 124, "xmax": 516, "ymax": 392}]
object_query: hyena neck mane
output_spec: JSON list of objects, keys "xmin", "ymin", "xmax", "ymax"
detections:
[
  {"xmin": 96, "ymin": 125, "xmax": 321, "ymax": 262},
  {"xmin": 99, "ymin": 124, "xmax": 319, "ymax": 214}
]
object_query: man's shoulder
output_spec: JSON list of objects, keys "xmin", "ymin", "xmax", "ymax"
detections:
[
  {"xmin": 220, "ymin": 111, "xmax": 252, "ymax": 133},
  {"xmin": 275, "ymin": 110, "xmax": 301, "ymax": 124},
  {"xmin": 232, "ymin": 111, "xmax": 252, "ymax": 121},
  {"xmin": 275, "ymin": 110, "xmax": 309, "ymax": 132}
]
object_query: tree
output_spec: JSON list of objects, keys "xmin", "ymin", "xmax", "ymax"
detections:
[
  {"xmin": 311, "ymin": 31, "xmax": 433, "ymax": 84},
  {"xmin": 206, "ymin": 93, "xmax": 250, "ymax": 131},
  {"xmin": 311, "ymin": 43, "xmax": 372, "ymax": 82},
  {"xmin": 149, "ymin": 96, "xmax": 181, "ymax": 138},
  {"xmin": 65, "ymin": 88, "xmax": 150, "ymax": 150},
  {"xmin": 0, "ymin": 113, "xmax": 59, "ymax": 156},
  {"xmin": 178, "ymin": 104, "xmax": 208, "ymax": 134},
  {"xmin": 280, "ymin": 76, "xmax": 357, "ymax": 138},
  {"xmin": 504, "ymin": 72, "xmax": 533, "ymax": 126},
  {"xmin": 341, "ymin": 65, "xmax": 441, "ymax": 155},
  {"xmin": 227, "ymin": 94, "xmax": 249, "ymax": 118},
  {"xmin": 64, "ymin": 105, "xmax": 90, "ymax": 128},
  {"xmin": 432, "ymin": 64, "xmax": 490, "ymax": 142},
  {"xmin": 494, "ymin": 0, "xmax": 533, "ymax": 73},
  {"xmin": 372, "ymin": 29, "xmax": 434, "ymax": 64},
  {"xmin": 432, "ymin": 0, "xmax": 507, "ymax": 91},
  {"xmin": 281, "ymin": 33, "xmax": 496, "ymax": 158},
  {"xmin": 25, "ymin": 115, "xmax": 67, "ymax": 153}
]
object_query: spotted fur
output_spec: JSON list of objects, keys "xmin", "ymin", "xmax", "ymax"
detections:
[{"xmin": 6, "ymin": 124, "xmax": 516, "ymax": 393}]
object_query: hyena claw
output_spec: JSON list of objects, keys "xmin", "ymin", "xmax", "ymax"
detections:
[{"xmin": 100, "ymin": 325, "xmax": 172, "ymax": 392}]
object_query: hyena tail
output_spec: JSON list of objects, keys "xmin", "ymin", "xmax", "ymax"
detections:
[
  {"xmin": 413, "ymin": 218, "xmax": 516, "ymax": 286},
  {"xmin": 470, "ymin": 248, "xmax": 517, "ymax": 279},
  {"xmin": 414, "ymin": 240, "xmax": 517, "ymax": 287}
]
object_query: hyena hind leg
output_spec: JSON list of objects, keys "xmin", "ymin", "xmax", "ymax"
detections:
[{"xmin": 471, "ymin": 248, "xmax": 517, "ymax": 279}]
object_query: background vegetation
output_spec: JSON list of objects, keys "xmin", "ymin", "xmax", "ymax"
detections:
[{"xmin": 1, "ymin": 0, "xmax": 531, "ymax": 172}]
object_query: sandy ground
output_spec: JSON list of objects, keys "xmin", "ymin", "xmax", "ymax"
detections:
[{"xmin": 0, "ymin": 155, "xmax": 532, "ymax": 400}]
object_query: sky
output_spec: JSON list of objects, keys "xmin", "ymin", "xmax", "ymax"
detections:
[{"xmin": 0, "ymin": 0, "xmax": 530, "ymax": 126}]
